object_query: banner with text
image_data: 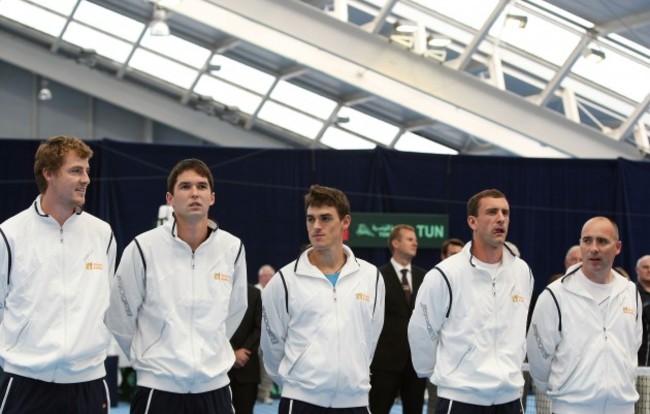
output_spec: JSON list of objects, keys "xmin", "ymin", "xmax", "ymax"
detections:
[{"xmin": 345, "ymin": 213, "xmax": 448, "ymax": 248}]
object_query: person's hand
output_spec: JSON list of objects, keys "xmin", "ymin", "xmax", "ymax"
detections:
[{"xmin": 233, "ymin": 348, "xmax": 251, "ymax": 368}]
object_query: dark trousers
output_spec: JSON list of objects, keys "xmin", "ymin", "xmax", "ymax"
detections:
[
  {"xmin": 436, "ymin": 397, "xmax": 523, "ymax": 414},
  {"xmin": 369, "ymin": 367, "xmax": 427, "ymax": 414},
  {"xmin": 0, "ymin": 373, "xmax": 109, "ymax": 414},
  {"xmin": 279, "ymin": 398, "xmax": 369, "ymax": 414},
  {"xmin": 230, "ymin": 379, "xmax": 258, "ymax": 414},
  {"xmin": 130, "ymin": 385, "xmax": 233, "ymax": 414}
]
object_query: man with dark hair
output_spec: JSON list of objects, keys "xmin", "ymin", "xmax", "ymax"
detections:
[
  {"xmin": 441, "ymin": 238, "xmax": 464, "ymax": 261},
  {"xmin": 0, "ymin": 135, "xmax": 116, "ymax": 413},
  {"xmin": 528, "ymin": 217, "xmax": 641, "ymax": 414},
  {"xmin": 106, "ymin": 158, "xmax": 247, "ymax": 414},
  {"xmin": 370, "ymin": 225, "xmax": 427, "ymax": 414},
  {"xmin": 409, "ymin": 189, "xmax": 533, "ymax": 413},
  {"xmin": 261, "ymin": 184, "xmax": 385, "ymax": 414}
]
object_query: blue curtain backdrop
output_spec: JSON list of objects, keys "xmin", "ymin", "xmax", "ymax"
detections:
[{"xmin": 1, "ymin": 137, "xmax": 649, "ymax": 294}]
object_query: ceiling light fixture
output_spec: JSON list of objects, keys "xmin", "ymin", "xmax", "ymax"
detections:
[
  {"xmin": 38, "ymin": 78, "xmax": 52, "ymax": 101},
  {"xmin": 394, "ymin": 21, "xmax": 418, "ymax": 34},
  {"xmin": 505, "ymin": 13, "xmax": 528, "ymax": 29},
  {"xmin": 427, "ymin": 34, "xmax": 451, "ymax": 48},
  {"xmin": 583, "ymin": 47, "xmax": 606, "ymax": 63},
  {"xmin": 149, "ymin": 8, "xmax": 170, "ymax": 36}
]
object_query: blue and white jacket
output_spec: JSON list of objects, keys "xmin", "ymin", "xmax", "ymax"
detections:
[
  {"xmin": 408, "ymin": 242, "xmax": 533, "ymax": 405},
  {"xmin": 0, "ymin": 196, "xmax": 116, "ymax": 383},
  {"xmin": 106, "ymin": 218, "xmax": 247, "ymax": 393},
  {"xmin": 261, "ymin": 245, "xmax": 385, "ymax": 408}
]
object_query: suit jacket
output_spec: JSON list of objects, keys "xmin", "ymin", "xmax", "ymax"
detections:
[
  {"xmin": 228, "ymin": 284, "xmax": 262, "ymax": 384},
  {"xmin": 371, "ymin": 262, "xmax": 426, "ymax": 373}
]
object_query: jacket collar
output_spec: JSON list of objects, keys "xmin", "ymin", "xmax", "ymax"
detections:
[
  {"xmin": 294, "ymin": 244, "xmax": 360, "ymax": 278},
  {"xmin": 32, "ymin": 195, "xmax": 83, "ymax": 219}
]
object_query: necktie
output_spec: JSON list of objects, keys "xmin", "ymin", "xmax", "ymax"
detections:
[{"xmin": 401, "ymin": 269, "xmax": 411, "ymax": 302}]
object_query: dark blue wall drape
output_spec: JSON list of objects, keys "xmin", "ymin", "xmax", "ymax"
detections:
[{"xmin": 1, "ymin": 138, "xmax": 649, "ymax": 294}]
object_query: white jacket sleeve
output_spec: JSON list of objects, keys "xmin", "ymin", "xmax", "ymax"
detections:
[
  {"xmin": 105, "ymin": 240, "xmax": 146, "ymax": 361},
  {"xmin": 407, "ymin": 269, "xmax": 450, "ymax": 379},
  {"xmin": 526, "ymin": 289, "xmax": 561, "ymax": 393},
  {"xmin": 0, "ymin": 231, "xmax": 8, "ymax": 325},
  {"xmin": 260, "ymin": 274, "xmax": 289, "ymax": 386},
  {"xmin": 637, "ymin": 291, "xmax": 644, "ymax": 355},
  {"xmin": 225, "ymin": 243, "xmax": 247, "ymax": 339},
  {"xmin": 369, "ymin": 272, "xmax": 386, "ymax": 360}
]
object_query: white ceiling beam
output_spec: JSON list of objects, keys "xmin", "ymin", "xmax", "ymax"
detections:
[
  {"xmin": 0, "ymin": 30, "xmax": 289, "ymax": 148},
  {"xmin": 169, "ymin": 0, "xmax": 642, "ymax": 159}
]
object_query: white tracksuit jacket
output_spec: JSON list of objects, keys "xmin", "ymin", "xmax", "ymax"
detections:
[
  {"xmin": 261, "ymin": 245, "xmax": 385, "ymax": 408},
  {"xmin": 0, "ymin": 196, "xmax": 116, "ymax": 383},
  {"xmin": 105, "ymin": 218, "xmax": 247, "ymax": 393},
  {"xmin": 527, "ymin": 267, "xmax": 642, "ymax": 414},
  {"xmin": 408, "ymin": 242, "xmax": 534, "ymax": 406}
]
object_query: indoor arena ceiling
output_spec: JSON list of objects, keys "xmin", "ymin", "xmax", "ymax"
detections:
[{"xmin": 0, "ymin": 0, "xmax": 649, "ymax": 159}]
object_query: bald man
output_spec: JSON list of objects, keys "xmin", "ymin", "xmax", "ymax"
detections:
[{"xmin": 528, "ymin": 217, "xmax": 642, "ymax": 414}]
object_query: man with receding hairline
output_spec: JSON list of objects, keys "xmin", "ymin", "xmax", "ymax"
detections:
[
  {"xmin": 409, "ymin": 189, "xmax": 533, "ymax": 413},
  {"xmin": 527, "ymin": 216, "xmax": 642, "ymax": 414}
]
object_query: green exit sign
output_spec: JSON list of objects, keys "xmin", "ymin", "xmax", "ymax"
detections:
[{"xmin": 345, "ymin": 213, "xmax": 448, "ymax": 248}]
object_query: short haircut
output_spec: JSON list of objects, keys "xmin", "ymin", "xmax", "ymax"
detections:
[
  {"xmin": 581, "ymin": 216, "xmax": 619, "ymax": 241},
  {"xmin": 34, "ymin": 135, "xmax": 93, "ymax": 194},
  {"xmin": 304, "ymin": 184, "xmax": 350, "ymax": 220},
  {"xmin": 167, "ymin": 159, "xmax": 214, "ymax": 194},
  {"xmin": 467, "ymin": 189, "xmax": 506, "ymax": 217},
  {"xmin": 441, "ymin": 238, "xmax": 464, "ymax": 257},
  {"xmin": 388, "ymin": 224, "xmax": 415, "ymax": 254}
]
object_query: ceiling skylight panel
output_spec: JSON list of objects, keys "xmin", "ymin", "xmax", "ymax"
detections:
[
  {"xmin": 391, "ymin": 3, "xmax": 474, "ymax": 46},
  {"xmin": 395, "ymin": 132, "xmax": 459, "ymax": 154},
  {"xmin": 63, "ymin": 22, "xmax": 133, "ymax": 63},
  {"xmin": 258, "ymin": 101, "xmax": 323, "ymax": 138},
  {"xmin": 270, "ymin": 80, "xmax": 337, "ymax": 120},
  {"xmin": 408, "ymin": 0, "xmax": 500, "ymax": 30},
  {"xmin": 572, "ymin": 46, "xmax": 650, "ymax": 103},
  {"xmin": 194, "ymin": 75, "xmax": 262, "ymax": 114},
  {"xmin": 337, "ymin": 107, "xmax": 399, "ymax": 146},
  {"xmin": 130, "ymin": 48, "xmax": 198, "ymax": 89},
  {"xmin": 210, "ymin": 55, "xmax": 275, "ymax": 95},
  {"xmin": 29, "ymin": 0, "xmax": 77, "ymax": 15},
  {"xmin": 141, "ymin": 34, "xmax": 211, "ymax": 69},
  {"xmin": 490, "ymin": 8, "xmax": 581, "ymax": 66},
  {"xmin": 73, "ymin": 1, "xmax": 144, "ymax": 42},
  {"xmin": 321, "ymin": 127, "xmax": 376, "ymax": 150},
  {"xmin": 0, "ymin": 0, "xmax": 67, "ymax": 37}
]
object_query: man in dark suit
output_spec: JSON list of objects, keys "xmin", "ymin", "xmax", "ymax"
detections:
[
  {"xmin": 370, "ymin": 224, "xmax": 427, "ymax": 414},
  {"xmin": 228, "ymin": 284, "xmax": 262, "ymax": 414}
]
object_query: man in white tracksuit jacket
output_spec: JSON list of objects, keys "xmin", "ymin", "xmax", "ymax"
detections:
[
  {"xmin": 261, "ymin": 185, "xmax": 385, "ymax": 413},
  {"xmin": 527, "ymin": 216, "xmax": 642, "ymax": 414},
  {"xmin": 0, "ymin": 136, "xmax": 116, "ymax": 414},
  {"xmin": 106, "ymin": 159, "xmax": 247, "ymax": 414},
  {"xmin": 408, "ymin": 189, "xmax": 533, "ymax": 414}
]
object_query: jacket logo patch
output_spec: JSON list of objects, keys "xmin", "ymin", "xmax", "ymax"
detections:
[
  {"xmin": 213, "ymin": 272, "xmax": 231, "ymax": 281},
  {"xmin": 85, "ymin": 262, "xmax": 104, "ymax": 270},
  {"xmin": 511, "ymin": 294, "xmax": 525, "ymax": 304},
  {"xmin": 355, "ymin": 292, "xmax": 370, "ymax": 302},
  {"xmin": 623, "ymin": 306, "xmax": 635, "ymax": 315}
]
